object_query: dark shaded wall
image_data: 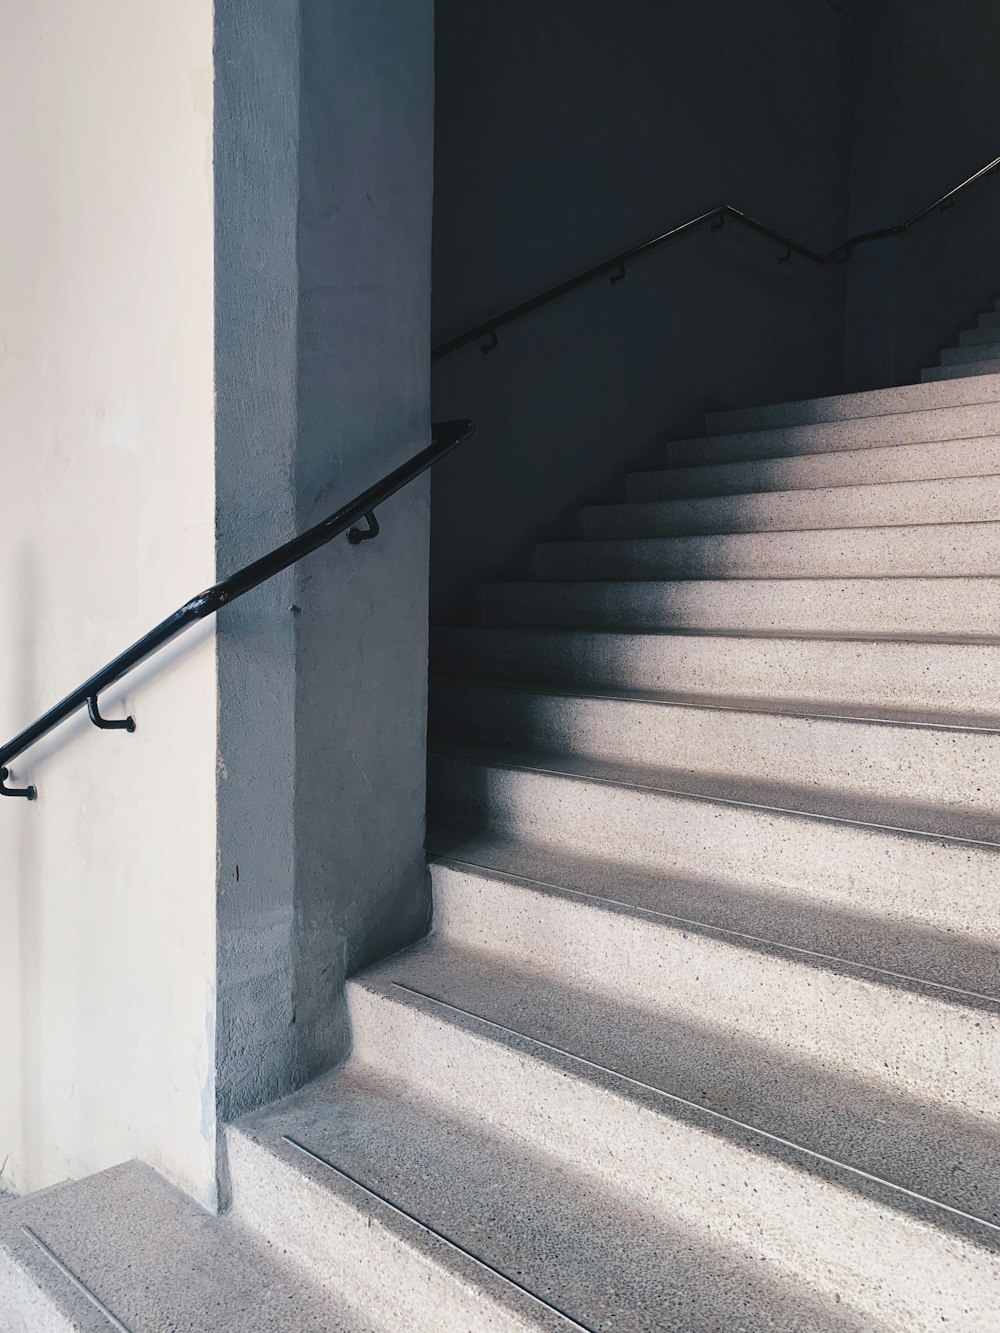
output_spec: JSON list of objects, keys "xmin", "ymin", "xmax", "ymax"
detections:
[
  {"xmin": 431, "ymin": 0, "xmax": 855, "ymax": 622},
  {"xmin": 845, "ymin": 0, "xmax": 1000, "ymax": 389}
]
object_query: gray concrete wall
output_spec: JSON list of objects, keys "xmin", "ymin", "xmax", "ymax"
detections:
[
  {"xmin": 214, "ymin": 0, "xmax": 435, "ymax": 1138},
  {"xmin": 844, "ymin": 0, "xmax": 1000, "ymax": 389},
  {"xmin": 214, "ymin": 0, "xmax": 300, "ymax": 1130},
  {"xmin": 430, "ymin": 0, "xmax": 855, "ymax": 621}
]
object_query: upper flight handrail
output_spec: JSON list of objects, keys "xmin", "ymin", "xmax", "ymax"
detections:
[
  {"xmin": 0, "ymin": 419, "xmax": 475, "ymax": 799},
  {"xmin": 431, "ymin": 152, "xmax": 1000, "ymax": 361}
]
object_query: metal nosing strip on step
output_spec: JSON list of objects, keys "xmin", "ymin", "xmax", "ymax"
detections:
[
  {"xmin": 430, "ymin": 853, "xmax": 1000, "ymax": 1008},
  {"xmin": 21, "ymin": 1226, "xmax": 134, "ymax": 1333},
  {"xmin": 638, "ymin": 457, "xmax": 1000, "ymax": 497},
  {"xmin": 434, "ymin": 676, "xmax": 1000, "ymax": 734},
  {"xmin": 389, "ymin": 983, "xmax": 1000, "ymax": 1240},
  {"xmin": 433, "ymin": 748, "xmax": 1000, "ymax": 850},
  {"xmin": 280, "ymin": 1136, "xmax": 596, "ymax": 1333},
  {"xmin": 582, "ymin": 515, "xmax": 1000, "ymax": 539}
]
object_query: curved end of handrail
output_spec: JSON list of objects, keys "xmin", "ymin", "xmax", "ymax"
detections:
[{"xmin": 435, "ymin": 418, "xmax": 476, "ymax": 446}]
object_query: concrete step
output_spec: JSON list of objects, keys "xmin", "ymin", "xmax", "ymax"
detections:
[
  {"xmin": 476, "ymin": 576, "xmax": 1000, "ymax": 636},
  {"xmin": 430, "ymin": 625, "xmax": 1000, "ymax": 719},
  {"xmin": 343, "ymin": 942, "xmax": 1000, "ymax": 1328},
  {"xmin": 429, "ymin": 677, "xmax": 1000, "ymax": 829},
  {"xmin": 704, "ymin": 371, "xmax": 1000, "ymax": 433},
  {"xmin": 534, "ymin": 522, "xmax": 1000, "ymax": 581},
  {"xmin": 427, "ymin": 747, "xmax": 1000, "ymax": 973},
  {"xmin": 0, "ymin": 1161, "xmax": 367, "ymax": 1333},
  {"xmin": 585, "ymin": 475, "xmax": 1000, "ymax": 537},
  {"xmin": 226, "ymin": 1063, "xmax": 874, "ymax": 1333},
  {"xmin": 426, "ymin": 831, "xmax": 1000, "ymax": 1032},
  {"xmin": 946, "ymin": 338, "xmax": 1000, "ymax": 362},
  {"xmin": 962, "ymin": 322, "xmax": 1000, "ymax": 343},
  {"xmin": 924, "ymin": 359, "xmax": 1000, "ymax": 383},
  {"xmin": 631, "ymin": 436, "xmax": 1000, "ymax": 500},
  {"xmin": 426, "ymin": 865, "xmax": 1000, "ymax": 1211},
  {"xmin": 665, "ymin": 401, "xmax": 1000, "ymax": 469}
]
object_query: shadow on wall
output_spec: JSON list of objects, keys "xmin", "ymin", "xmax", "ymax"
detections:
[
  {"xmin": 429, "ymin": 0, "xmax": 854, "ymax": 623},
  {"xmin": 431, "ymin": 223, "xmax": 847, "ymax": 623}
]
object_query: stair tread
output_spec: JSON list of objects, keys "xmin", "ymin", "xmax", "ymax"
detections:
[
  {"xmin": 537, "ymin": 522, "xmax": 1000, "ymax": 580},
  {"xmin": 430, "ymin": 670, "xmax": 1000, "ymax": 733},
  {"xmin": 705, "ymin": 370, "xmax": 1000, "ymax": 433},
  {"xmin": 233, "ymin": 1064, "xmax": 869, "ymax": 1333},
  {"xmin": 636, "ymin": 435, "xmax": 1000, "ymax": 497},
  {"xmin": 610, "ymin": 474, "xmax": 1000, "ymax": 509},
  {"xmin": 477, "ymin": 575, "xmax": 1000, "ymax": 636},
  {"xmin": 426, "ymin": 830, "xmax": 1000, "ymax": 1002},
  {"xmin": 429, "ymin": 739, "xmax": 1000, "ymax": 845},
  {"xmin": 0, "ymin": 1161, "xmax": 371, "ymax": 1333},
  {"xmin": 358, "ymin": 929, "xmax": 1000, "ymax": 1236},
  {"xmin": 437, "ymin": 622, "xmax": 1000, "ymax": 645},
  {"xmin": 587, "ymin": 479, "xmax": 1000, "ymax": 541}
]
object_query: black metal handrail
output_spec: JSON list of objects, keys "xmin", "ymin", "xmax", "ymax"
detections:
[
  {"xmin": 431, "ymin": 151, "xmax": 1000, "ymax": 361},
  {"xmin": 0, "ymin": 419, "xmax": 475, "ymax": 799}
]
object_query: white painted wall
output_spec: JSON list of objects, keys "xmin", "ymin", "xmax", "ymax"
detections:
[{"xmin": 0, "ymin": 3, "xmax": 218, "ymax": 1207}]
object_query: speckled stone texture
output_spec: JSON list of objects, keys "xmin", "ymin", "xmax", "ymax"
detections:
[
  {"xmin": 924, "ymin": 358, "xmax": 1000, "ymax": 382},
  {"xmin": 582, "ymin": 476, "xmax": 1000, "ymax": 537},
  {"xmin": 0, "ymin": 1160, "xmax": 377, "ymax": 1331},
  {"xmin": 9, "ymin": 305, "xmax": 1000, "ymax": 1332}
]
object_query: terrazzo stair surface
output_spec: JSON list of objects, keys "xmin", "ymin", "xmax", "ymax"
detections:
[
  {"xmin": 10, "ymin": 310, "xmax": 1000, "ymax": 1333},
  {"xmin": 922, "ymin": 302, "xmax": 1000, "ymax": 383},
  {"xmin": 430, "ymin": 626, "xmax": 1000, "ymax": 716},
  {"xmin": 584, "ymin": 475, "xmax": 1000, "ymax": 535},
  {"xmin": 428, "ymin": 676, "xmax": 1000, "ymax": 822},
  {"xmin": 0, "ymin": 1161, "xmax": 375, "ymax": 1333},
  {"xmin": 475, "ymin": 576, "xmax": 1000, "ymax": 635},
  {"xmin": 535, "ymin": 524, "xmax": 1000, "ymax": 579},
  {"xmin": 942, "ymin": 340, "xmax": 1000, "ymax": 364},
  {"xmin": 665, "ymin": 401, "xmax": 1000, "ymax": 467},
  {"xmin": 415, "ymin": 316, "xmax": 1000, "ymax": 1327},
  {"xmin": 226, "ymin": 1065, "xmax": 876, "ymax": 1333},
  {"xmin": 924, "ymin": 359, "xmax": 1000, "ymax": 383},
  {"xmin": 630, "ymin": 436, "xmax": 1000, "ymax": 498}
]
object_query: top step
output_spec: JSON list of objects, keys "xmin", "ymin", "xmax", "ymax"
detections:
[{"xmin": 706, "ymin": 371, "xmax": 1000, "ymax": 435}]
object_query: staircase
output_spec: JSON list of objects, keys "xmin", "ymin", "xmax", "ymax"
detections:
[{"xmin": 6, "ymin": 309, "xmax": 1000, "ymax": 1331}]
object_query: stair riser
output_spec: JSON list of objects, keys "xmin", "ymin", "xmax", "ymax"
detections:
[
  {"xmin": 431, "ymin": 629, "xmax": 1000, "ymax": 717},
  {"xmin": 962, "ymin": 322, "xmax": 1000, "ymax": 343},
  {"xmin": 430, "ymin": 863, "xmax": 1000, "ymax": 1116},
  {"xmin": 428, "ymin": 755, "xmax": 1000, "ymax": 950},
  {"xmin": 633, "ymin": 437, "xmax": 1000, "ymax": 500},
  {"xmin": 226, "ymin": 1130, "xmax": 544, "ymax": 1333},
  {"xmin": 590, "ymin": 477, "xmax": 1000, "ymax": 538},
  {"xmin": 924, "ymin": 360, "xmax": 1000, "ymax": 383},
  {"xmin": 429, "ymin": 681, "xmax": 1000, "ymax": 818},
  {"xmin": 671, "ymin": 403, "xmax": 1000, "ymax": 467},
  {"xmin": 943, "ymin": 341, "xmax": 1000, "ymax": 365},
  {"xmin": 706, "ymin": 373, "xmax": 1000, "ymax": 433},
  {"xmin": 535, "ymin": 525, "xmax": 1000, "ymax": 581},
  {"xmin": 477, "ymin": 578, "xmax": 1000, "ymax": 635},
  {"xmin": 348, "ymin": 986, "xmax": 1000, "ymax": 1327}
]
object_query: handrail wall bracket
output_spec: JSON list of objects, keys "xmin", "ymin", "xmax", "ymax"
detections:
[{"xmin": 0, "ymin": 420, "xmax": 475, "ymax": 799}]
